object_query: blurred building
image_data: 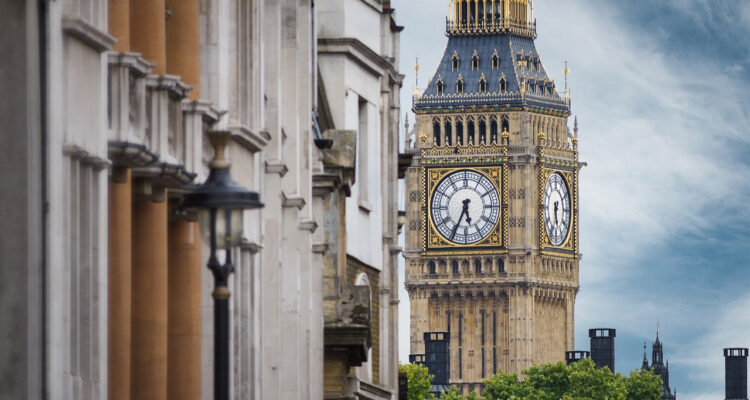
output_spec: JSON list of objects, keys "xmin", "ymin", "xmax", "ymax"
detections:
[
  {"xmin": 641, "ymin": 333, "xmax": 677, "ymax": 400},
  {"xmin": 0, "ymin": 0, "xmax": 402, "ymax": 399}
]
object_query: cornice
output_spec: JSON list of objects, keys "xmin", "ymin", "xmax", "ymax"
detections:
[
  {"xmin": 317, "ymin": 37, "xmax": 403, "ymax": 84},
  {"xmin": 62, "ymin": 17, "xmax": 116, "ymax": 53}
]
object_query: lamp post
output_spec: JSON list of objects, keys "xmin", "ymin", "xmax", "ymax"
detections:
[{"xmin": 182, "ymin": 131, "xmax": 263, "ymax": 400}]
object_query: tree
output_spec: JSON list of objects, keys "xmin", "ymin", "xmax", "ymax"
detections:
[
  {"xmin": 440, "ymin": 386, "xmax": 463, "ymax": 400},
  {"xmin": 480, "ymin": 358, "xmax": 661, "ymax": 400},
  {"xmin": 624, "ymin": 369, "xmax": 663, "ymax": 400},
  {"xmin": 399, "ymin": 363, "xmax": 436, "ymax": 400},
  {"xmin": 465, "ymin": 391, "xmax": 482, "ymax": 400}
]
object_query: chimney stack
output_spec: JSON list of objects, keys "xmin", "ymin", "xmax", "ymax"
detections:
[
  {"xmin": 725, "ymin": 348, "xmax": 748, "ymax": 400},
  {"xmin": 589, "ymin": 328, "xmax": 616, "ymax": 371},
  {"xmin": 565, "ymin": 350, "xmax": 590, "ymax": 365}
]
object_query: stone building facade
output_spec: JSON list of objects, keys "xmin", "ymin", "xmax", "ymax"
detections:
[
  {"xmin": 0, "ymin": 0, "xmax": 402, "ymax": 399},
  {"xmin": 404, "ymin": 0, "xmax": 582, "ymax": 393}
]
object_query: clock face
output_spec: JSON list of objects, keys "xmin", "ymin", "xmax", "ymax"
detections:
[
  {"xmin": 543, "ymin": 172, "xmax": 571, "ymax": 246},
  {"xmin": 430, "ymin": 170, "xmax": 500, "ymax": 245}
]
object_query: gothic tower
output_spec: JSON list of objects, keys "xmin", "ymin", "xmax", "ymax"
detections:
[{"xmin": 404, "ymin": 0, "xmax": 581, "ymax": 393}]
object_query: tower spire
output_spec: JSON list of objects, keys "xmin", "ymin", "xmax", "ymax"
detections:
[
  {"xmin": 413, "ymin": 57, "xmax": 422, "ymax": 96},
  {"xmin": 642, "ymin": 342, "xmax": 649, "ymax": 370}
]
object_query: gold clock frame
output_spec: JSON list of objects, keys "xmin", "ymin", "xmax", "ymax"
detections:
[
  {"xmin": 539, "ymin": 164, "xmax": 578, "ymax": 258},
  {"xmin": 422, "ymin": 164, "xmax": 508, "ymax": 255}
]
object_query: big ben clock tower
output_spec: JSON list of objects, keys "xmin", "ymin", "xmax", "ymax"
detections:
[{"xmin": 404, "ymin": 0, "xmax": 581, "ymax": 393}]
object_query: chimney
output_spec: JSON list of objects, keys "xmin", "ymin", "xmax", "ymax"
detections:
[
  {"xmin": 565, "ymin": 350, "xmax": 590, "ymax": 365},
  {"xmin": 589, "ymin": 328, "xmax": 616, "ymax": 371},
  {"xmin": 725, "ymin": 348, "xmax": 748, "ymax": 400},
  {"xmin": 424, "ymin": 331, "xmax": 450, "ymax": 386}
]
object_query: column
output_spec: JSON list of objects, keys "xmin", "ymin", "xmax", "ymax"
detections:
[
  {"xmin": 167, "ymin": 220, "xmax": 202, "ymax": 400},
  {"xmin": 131, "ymin": 0, "xmax": 167, "ymax": 74},
  {"xmin": 109, "ymin": 0, "xmax": 130, "ymax": 51},
  {"xmin": 131, "ymin": 192, "xmax": 169, "ymax": 400},
  {"xmin": 166, "ymin": 0, "xmax": 200, "ymax": 99},
  {"xmin": 108, "ymin": 169, "xmax": 132, "ymax": 400}
]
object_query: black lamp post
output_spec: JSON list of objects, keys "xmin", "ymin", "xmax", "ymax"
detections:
[{"xmin": 182, "ymin": 131, "xmax": 263, "ymax": 400}]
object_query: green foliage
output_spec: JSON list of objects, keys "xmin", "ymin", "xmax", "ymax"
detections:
[
  {"xmin": 399, "ymin": 363, "xmax": 436, "ymax": 400},
  {"xmin": 624, "ymin": 369, "xmax": 663, "ymax": 400},
  {"xmin": 440, "ymin": 386, "xmax": 464, "ymax": 400},
  {"xmin": 480, "ymin": 358, "xmax": 662, "ymax": 400},
  {"xmin": 465, "ymin": 391, "xmax": 482, "ymax": 400}
]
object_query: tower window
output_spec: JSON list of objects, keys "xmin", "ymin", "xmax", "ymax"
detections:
[
  {"xmin": 444, "ymin": 119, "xmax": 453, "ymax": 146},
  {"xmin": 467, "ymin": 118, "xmax": 475, "ymax": 145},
  {"xmin": 479, "ymin": 119, "xmax": 487, "ymax": 144},
  {"xmin": 456, "ymin": 119, "xmax": 464, "ymax": 145},
  {"xmin": 475, "ymin": 258, "xmax": 482, "ymax": 274},
  {"xmin": 490, "ymin": 119, "xmax": 498, "ymax": 143},
  {"xmin": 456, "ymin": 75, "xmax": 464, "ymax": 94},
  {"xmin": 472, "ymin": 51, "xmax": 479, "ymax": 71},
  {"xmin": 497, "ymin": 257, "xmax": 505, "ymax": 273},
  {"xmin": 452, "ymin": 260, "xmax": 460, "ymax": 275},
  {"xmin": 451, "ymin": 52, "xmax": 460, "ymax": 71},
  {"xmin": 428, "ymin": 260, "xmax": 436, "ymax": 275},
  {"xmin": 500, "ymin": 76, "xmax": 507, "ymax": 92},
  {"xmin": 478, "ymin": 76, "xmax": 487, "ymax": 93},
  {"xmin": 436, "ymin": 78, "xmax": 444, "ymax": 95},
  {"xmin": 433, "ymin": 119, "xmax": 441, "ymax": 147},
  {"xmin": 492, "ymin": 53, "xmax": 499, "ymax": 70}
]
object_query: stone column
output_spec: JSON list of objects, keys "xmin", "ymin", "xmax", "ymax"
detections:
[
  {"xmin": 131, "ymin": 0, "xmax": 167, "ymax": 74},
  {"xmin": 108, "ymin": 169, "xmax": 132, "ymax": 400},
  {"xmin": 131, "ymin": 192, "xmax": 169, "ymax": 400},
  {"xmin": 109, "ymin": 0, "xmax": 130, "ymax": 51},
  {"xmin": 167, "ymin": 219, "xmax": 202, "ymax": 400},
  {"xmin": 166, "ymin": 0, "xmax": 200, "ymax": 99}
]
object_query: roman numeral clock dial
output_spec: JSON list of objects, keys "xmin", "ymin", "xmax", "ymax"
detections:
[
  {"xmin": 430, "ymin": 170, "xmax": 500, "ymax": 245},
  {"xmin": 543, "ymin": 172, "xmax": 571, "ymax": 246}
]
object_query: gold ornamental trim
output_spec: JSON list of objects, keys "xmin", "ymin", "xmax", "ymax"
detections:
[{"xmin": 538, "ymin": 166, "xmax": 578, "ymax": 256}]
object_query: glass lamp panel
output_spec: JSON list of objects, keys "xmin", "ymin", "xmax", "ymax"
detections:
[{"xmin": 198, "ymin": 208, "xmax": 244, "ymax": 249}]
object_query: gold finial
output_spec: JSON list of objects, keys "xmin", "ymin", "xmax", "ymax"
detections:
[
  {"xmin": 538, "ymin": 130, "xmax": 546, "ymax": 140},
  {"xmin": 208, "ymin": 130, "xmax": 232, "ymax": 168}
]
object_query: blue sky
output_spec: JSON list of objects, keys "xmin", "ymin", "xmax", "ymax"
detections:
[{"xmin": 394, "ymin": 1, "xmax": 750, "ymax": 398}]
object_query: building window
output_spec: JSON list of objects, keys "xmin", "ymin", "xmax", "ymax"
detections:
[
  {"xmin": 456, "ymin": 75, "xmax": 464, "ymax": 94},
  {"xmin": 444, "ymin": 119, "xmax": 453, "ymax": 146},
  {"xmin": 433, "ymin": 119, "xmax": 441, "ymax": 147},
  {"xmin": 479, "ymin": 119, "xmax": 487, "ymax": 144},
  {"xmin": 500, "ymin": 76, "xmax": 507, "ymax": 92},
  {"xmin": 492, "ymin": 51, "xmax": 499, "ymax": 70},
  {"xmin": 429, "ymin": 260, "xmax": 437, "ymax": 275},
  {"xmin": 490, "ymin": 119, "xmax": 498, "ymax": 143},
  {"xmin": 452, "ymin": 52, "xmax": 460, "ymax": 71},
  {"xmin": 472, "ymin": 51, "xmax": 479, "ymax": 71},
  {"xmin": 456, "ymin": 119, "xmax": 464, "ymax": 146},
  {"xmin": 436, "ymin": 79, "xmax": 444, "ymax": 95},
  {"xmin": 497, "ymin": 257, "xmax": 505, "ymax": 273},
  {"xmin": 357, "ymin": 97, "xmax": 370, "ymax": 208},
  {"xmin": 475, "ymin": 258, "xmax": 482, "ymax": 274},
  {"xmin": 452, "ymin": 260, "xmax": 460, "ymax": 275},
  {"xmin": 467, "ymin": 118, "xmax": 475, "ymax": 145},
  {"xmin": 479, "ymin": 76, "xmax": 487, "ymax": 93}
]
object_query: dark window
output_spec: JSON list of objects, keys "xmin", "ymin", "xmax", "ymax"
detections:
[
  {"xmin": 433, "ymin": 120, "xmax": 441, "ymax": 147},
  {"xmin": 501, "ymin": 117, "xmax": 510, "ymax": 135},
  {"xmin": 461, "ymin": 1, "xmax": 468, "ymax": 25},
  {"xmin": 490, "ymin": 119, "xmax": 498, "ymax": 143},
  {"xmin": 456, "ymin": 120, "xmax": 464, "ymax": 146},
  {"xmin": 479, "ymin": 119, "xmax": 487, "ymax": 144},
  {"xmin": 452, "ymin": 260, "xmax": 460, "ymax": 275},
  {"xmin": 452, "ymin": 55, "xmax": 460, "ymax": 71},
  {"xmin": 479, "ymin": 78, "xmax": 487, "ymax": 93},
  {"xmin": 472, "ymin": 55, "xmax": 479, "ymax": 71},
  {"xmin": 436, "ymin": 80, "xmax": 444, "ymax": 95},
  {"xmin": 500, "ymin": 77, "xmax": 507, "ymax": 92},
  {"xmin": 475, "ymin": 258, "xmax": 482, "ymax": 274},
  {"xmin": 498, "ymin": 257, "xmax": 505, "ymax": 273},
  {"xmin": 467, "ymin": 120, "xmax": 475, "ymax": 144},
  {"xmin": 456, "ymin": 78, "xmax": 464, "ymax": 93},
  {"xmin": 444, "ymin": 120, "xmax": 453, "ymax": 146},
  {"xmin": 429, "ymin": 260, "xmax": 436, "ymax": 275},
  {"xmin": 492, "ymin": 54, "xmax": 499, "ymax": 70}
]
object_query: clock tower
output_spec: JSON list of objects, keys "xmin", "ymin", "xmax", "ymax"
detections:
[{"xmin": 404, "ymin": 0, "xmax": 581, "ymax": 393}]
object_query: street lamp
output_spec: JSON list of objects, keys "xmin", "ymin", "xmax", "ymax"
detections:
[{"xmin": 181, "ymin": 130, "xmax": 263, "ymax": 400}]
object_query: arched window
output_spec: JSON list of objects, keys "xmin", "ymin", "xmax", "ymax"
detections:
[
  {"xmin": 452, "ymin": 260, "xmax": 460, "ymax": 275},
  {"xmin": 456, "ymin": 119, "xmax": 464, "ymax": 145},
  {"xmin": 501, "ymin": 116, "xmax": 510, "ymax": 135},
  {"xmin": 492, "ymin": 50, "xmax": 499, "ymax": 70},
  {"xmin": 436, "ymin": 78, "xmax": 444, "ymax": 95},
  {"xmin": 452, "ymin": 51, "xmax": 460, "ymax": 71},
  {"xmin": 428, "ymin": 260, "xmax": 437, "ymax": 275},
  {"xmin": 478, "ymin": 75, "xmax": 487, "ymax": 93},
  {"xmin": 479, "ymin": 118, "xmax": 487, "ymax": 144},
  {"xmin": 456, "ymin": 75, "xmax": 464, "ymax": 93},
  {"xmin": 469, "ymin": 1, "xmax": 476, "ymax": 25},
  {"xmin": 433, "ymin": 119, "xmax": 441, "ymax": 147},
  {"xmin": 474, "ymin": 258, "xmax": 482, "ymax": 274},
  {"xmin": 444, "ymin": 119, "xmax": 453, "ymax": 146},
  {"xmin": 478, "ymin": 1, "xmax": 485, "ymax": 25},
  {"xmin": 497, "ymin": 258, "xmax": 505, "ymax": 273},
  {"xmin": 472, "ymin": 51, "xmax": 479, "ymax": 71},
  {"xmin": 467, "ymin": 118, "xmax": 475, "ymax": 145},
  {"xmin": 499, "ymin": 76, "xmax": 507, "ymax": 92},
  {"xmin": 490, "ymin": 118, "xmax": 498, "ymax": 144},
  {"xmin": 461, "ymin": 1, "xmax": 468, "ymax": 26}
]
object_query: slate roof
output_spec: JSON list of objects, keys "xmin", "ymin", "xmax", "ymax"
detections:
[{"xmin": 414, "ymin": 33, "xmax": 569, "ymax": 113}]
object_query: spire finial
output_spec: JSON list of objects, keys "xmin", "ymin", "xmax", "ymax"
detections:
[{"xmin": 562, "ymin": 59, "xmax": 571, "ymax": 106}]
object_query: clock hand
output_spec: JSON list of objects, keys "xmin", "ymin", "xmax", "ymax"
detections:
[
  {"xmin": 554, "ymin": 201, "xmax": 559, "ymax": 226},
  {"xmin": 462, "ymin": 198, "xmax": 472, "ymax": 225},
  {"xmin": 450, "ymin": 209, "xmax": 467, "ymax": 240}
]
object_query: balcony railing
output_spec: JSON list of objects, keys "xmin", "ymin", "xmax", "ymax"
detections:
[{"xmin": 446, "ymin": 17, "xmax": 536, "ymax": 38}]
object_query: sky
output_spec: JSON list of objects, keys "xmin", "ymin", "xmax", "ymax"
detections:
[{"xmin": 393, "ymin": 1, "xmax": 750, "ymax": 398}]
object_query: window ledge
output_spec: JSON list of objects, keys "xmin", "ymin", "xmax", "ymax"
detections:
[{"xmin": 358, "ymin": 199, "xmax": 372, "ymax": 213}]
